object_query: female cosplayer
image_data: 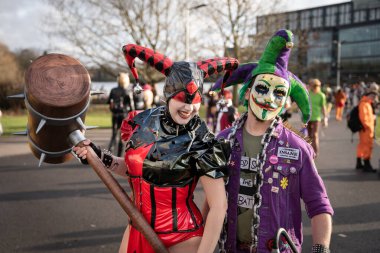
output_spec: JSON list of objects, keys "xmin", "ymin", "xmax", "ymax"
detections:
[{"xmin": 74, "ymin": 44, "xmax": 238, "ymax": 253}]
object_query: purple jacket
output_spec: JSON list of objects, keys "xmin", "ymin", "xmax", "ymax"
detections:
[{"xmin": 218, "ymin": 121, "xmax": 334, "ymax": 253}]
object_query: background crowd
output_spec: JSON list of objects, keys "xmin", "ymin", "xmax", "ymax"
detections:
[{"xmin": 107, "ymin": 74, "xmax": 380, "ymax": 175}]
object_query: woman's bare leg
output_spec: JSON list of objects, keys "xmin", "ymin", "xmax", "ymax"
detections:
[
  {"xmin": 120, "ymin": 227, "xmax": 202, "ymax": 253},
  {"xmin": 119, "ymin": 225, "xmax": 130, "ymax": 253},
  {"xmin": 168, "ymin": 236, "xmax": 202, "ymax": 253}
]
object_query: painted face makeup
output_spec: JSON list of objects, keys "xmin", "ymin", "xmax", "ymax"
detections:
[
  {"xmin": 172, "ymin": 81, "xmax": 202, "ymax": 104},
  {"xmin": 168, "ymin": 99, "xmax": 201, "ymax": 125},
  {"xmin": 248, "ymin": 74, "xmax": 290, "ymax": 121}
]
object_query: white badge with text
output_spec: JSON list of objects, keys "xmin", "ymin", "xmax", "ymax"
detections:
[
  {"xmin": 277, "ymin": 147, "xmax": 300, "ymax": 160},
  {"xmin": 240, "ymin": 178, "xmax": 253, "ymax": 187},
  {"xmin": 250, "ymin": 158, "xmax": 258, "ymax": 172},
  {"xmin": 241, "ymin": 156, "xmax": 249, "ymax": 170},
  {"xmin": 237, "ymin": 193, "xmax": 254, "ymax": 209},
  {"xmin": 271, "ymin": 186, "xmax": 279, "ymax": 193},
  {"xmin": 240, "ymin": 156, "xmax": 258, "ymax": 171}
]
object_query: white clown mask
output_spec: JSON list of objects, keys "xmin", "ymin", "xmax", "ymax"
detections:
[{"xmin": 248, "ymin": 74, "xmax": 290, "ymax": 121}]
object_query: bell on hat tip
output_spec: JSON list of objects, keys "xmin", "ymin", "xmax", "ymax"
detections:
[
  {"xmin": 286, "ymin": 42, "xmax": 294, "ymax": 49},
  {"xmin": 209, "ymin": 91, "xmax": 216, "ymax": 96},
  {"xmin": 134, "ymin": 83, "xmax": 143, "ymax": 94}
]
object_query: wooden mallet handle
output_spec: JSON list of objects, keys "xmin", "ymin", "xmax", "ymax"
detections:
[{"xmin": 69, "ymin": 130, "xmax": 168, "ymax": 253}]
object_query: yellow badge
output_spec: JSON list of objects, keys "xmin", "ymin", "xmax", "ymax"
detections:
[{"xmin": 280, "ymin": 177, "xmax": 288, "ymax": 190}]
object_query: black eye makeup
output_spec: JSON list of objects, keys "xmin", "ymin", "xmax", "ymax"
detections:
[
  {"xmin": 255, "ymin": 84, "xmax": 269, "ymax": 95},
  {"xmin": 274, "ymin": 89, "xmax": 286, "ymax": 98}
]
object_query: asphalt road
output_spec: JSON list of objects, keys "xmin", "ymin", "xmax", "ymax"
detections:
[{"xmin": 1, "ymin": 116, "xmax": 380, "ymax": 253}]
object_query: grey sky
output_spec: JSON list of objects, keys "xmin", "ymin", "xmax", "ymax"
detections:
[
  {"xmin": 0, "ymin": 0, "xmax": 52, "ymax": 51},
  {"xmin": 0, "ymin": 0, "xmax": 349, "ymax": 52}
]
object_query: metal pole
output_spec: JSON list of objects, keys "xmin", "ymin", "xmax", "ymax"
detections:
[
  {"xmin": 337, "ymin": 40, "xmax": 341, "ymax": 88},
  {"xmin": 186, "ymin": 8, "xmax": 190, "ymax": 61},
  {"xmin": 185, "ymin": 4, "xmax": 207, "ymax": 61}
]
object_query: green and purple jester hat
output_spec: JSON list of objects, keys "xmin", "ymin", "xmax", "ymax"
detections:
[{"xmin": 212, "ymin": 29, "xmax": 311, "ymax": 127}]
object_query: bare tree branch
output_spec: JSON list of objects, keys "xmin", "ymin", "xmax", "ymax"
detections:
[
  {"xmin": 47, "ymin": 0, "xmax": 185, "ymax": 83},
  {"xmin": 203, "ymin": 0, "xmax": 286, "ymax": 105}
]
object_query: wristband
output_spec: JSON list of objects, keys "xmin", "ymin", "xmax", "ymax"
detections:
[
  {"xmin": 102, "ymin": 149, "xmax": 114, "ymax": 168},
  {"xmin": 312, "ymin": 244, "xmax": 330, "ymax": 253}
]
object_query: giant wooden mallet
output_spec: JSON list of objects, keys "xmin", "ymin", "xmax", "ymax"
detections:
[{"xmin": 9, "ymin": 53, "xmax": 168, "ymax": 253}]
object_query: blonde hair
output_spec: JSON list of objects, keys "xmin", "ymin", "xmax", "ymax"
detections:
[
  {"xmin": 117, "ymin": 72, "xmax": 130, "ymax": 89},
  {"xmin": 309, "ymin": 78, "xmax": 321, "ymax": 87}
]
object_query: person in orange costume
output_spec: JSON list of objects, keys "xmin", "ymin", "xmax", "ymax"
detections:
[
  {"xmin": 356, "ymin": 83, "xmax": 378, "ymax": 172},
  {"xmin": 334, "ymin": 88, "xmax": 347, "ymax": 121}
]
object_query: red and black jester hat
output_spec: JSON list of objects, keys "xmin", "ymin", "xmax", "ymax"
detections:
[{"xmin": 122, "ymin": 44, "xmax": 239, "ymax": 104}]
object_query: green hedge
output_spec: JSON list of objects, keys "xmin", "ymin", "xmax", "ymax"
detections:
[
  {"xmin": 1, "ymin": 104, "xmax": 248, "ymax": 136},
  {"xmin": 1, "ymin": 104, "xmax": 111, "ymax": 135}
]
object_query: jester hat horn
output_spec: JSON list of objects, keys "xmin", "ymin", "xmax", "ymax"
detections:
[
  {"xmin": 123, "ymin": 44, "xmax": 239, "ymax": 103},
  {"xmin": 211, "ymin": 29, "xmax": 311, "ymax": 124}
]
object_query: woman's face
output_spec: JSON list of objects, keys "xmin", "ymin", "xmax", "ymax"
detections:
[
  {"xmin": 247, "ymin": 73, "xmax": 290, "ymax": 121},
  {"xmin": 168, "ymin": 99, "xmax": 201, "ymax": 125}
]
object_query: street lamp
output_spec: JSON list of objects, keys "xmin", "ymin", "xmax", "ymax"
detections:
[
  {"xmin": 186, "ymin": 4, "xmax": 207, "ymax": 61},
  {"xmin": 333, "ymin": 40, "xmax": 345, "ymax": 88}
]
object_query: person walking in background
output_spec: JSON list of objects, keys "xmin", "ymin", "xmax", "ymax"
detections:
[
  {"xmin": 142, "ymin": 83, "xmax": 154, "ymax": 109},
  {"xmin": 334, "ymin": 88, "xmax": 347, "ymax": 121},
  {"xmin": 356, "ymin": 83, "xmax": 378, "ymax": 172},
  {"xmin": 324, "ymin": 85, "xmax": 333, "ymax": 119},
  {"xmin": 279, "ymin": 96, "xmax": 293, "ymax": 122},
  {"xmin": 358, "ymin": 81, "xmax": 366, "ymax": 100},
  {"xmin": 107, "ymin": 72, "xmax": 132, "ymax": 156},
  {"xmin": 215, "ymin": 89, "xmax": 239, "ymax": 134},
  {"xmin": 351, "ymin": 83, "xmax": 359, "ymax": 107},
  {"xmin": 151, "ymin": 84, "xmax": 162, "ymax": 107},
  {"xmin": 205, "ymin": 90, "xmax": 219, "ymax": 131},
  {"xmin": 308, "ymin": 78, "xmax": 327, "ymax": 157},
  {"xmin": 344, "ymin": 84, "xmax": 351, "ymax": 109},
  {"xmin": 133, "ymin": 86, "xmax": 145, "ymax": 110}
]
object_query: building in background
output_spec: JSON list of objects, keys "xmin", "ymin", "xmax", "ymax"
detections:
[{"xmin": 254, "ymin": 0, "xmax": 380, "ymax": 86}]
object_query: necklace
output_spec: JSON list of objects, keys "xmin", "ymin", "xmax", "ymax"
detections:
[
  {"xmin": 218, "ymin": 113, "xmax": 279, "ymax": 252},
  {"xmin": 250, "ymin": 116, "xmax": 279, "ymax": 250},
  {"xmin": 218, "ymin": 112, "xmax": 247, "ymax": 253}
]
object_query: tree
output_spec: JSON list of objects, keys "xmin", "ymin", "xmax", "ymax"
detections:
[
  {"xmin": 0, "ymin": 43, "xmax": 24, "ymax": 110},
  {"xmin": 46, "ymin": 0, "xmax": 287, "ymax": 100},
  {"xmin": 203, "ymin": 0, "xmax": 286, "ymax": 105},
  {"xmin": 46, "ymin": 0, "xmax": 188, "ymax": 84},
  {"xmin": 15, "ymin": 49, "xmax": 41, "ymax": 74}
]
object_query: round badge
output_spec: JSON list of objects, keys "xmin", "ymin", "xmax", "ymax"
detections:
[
  {"xmin": 290, "ymin": 167, "xmax": 296, "ymax": 174},
  {"xmin": 269, "ymin": 155, "xmax": 278, "ymax": 164},
  {"xmin": 268, "ymin": 178, "xmax": 273, "ymax": 184}
]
